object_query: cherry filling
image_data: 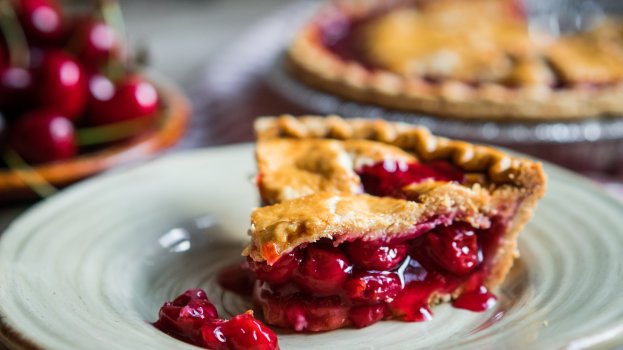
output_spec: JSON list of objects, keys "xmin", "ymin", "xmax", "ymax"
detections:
[
  {"xmin": 249, "ymin": 218, "xmax": 505, "ymax": 332},
  {"xmin": 356, "ymin": 160, "xmax": 465, "ymax": 198},
  {"xmin": 317, "ymin": 15, "xmax": 377, "ymax": 69},
  {"xmin": 242, "ymin": 160, "xmax": 508, "ymax": 332},
  {"xmin": 154, "ymin": 289, "xmax": 279, "ymax": 350}
]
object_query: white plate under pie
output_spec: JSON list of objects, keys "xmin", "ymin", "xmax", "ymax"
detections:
[{"xmin": 1, "ymin": 144, "xmax": 622, "ymax": 349}]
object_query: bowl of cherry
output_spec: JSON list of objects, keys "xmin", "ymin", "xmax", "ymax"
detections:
[{"xmin": 0, "ymin": 0, "xmax": 190, "ymax": 202}]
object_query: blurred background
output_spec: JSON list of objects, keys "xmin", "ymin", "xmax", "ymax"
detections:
[
  {"xmin": 0, "ymin": 0, "xmax": 622, "ymax": 216},
  {"xmin": 122, "ymin": 0, "xmax": 288, "ymax": 85}
]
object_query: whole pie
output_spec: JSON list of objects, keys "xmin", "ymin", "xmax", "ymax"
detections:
[
  {"xmin": 287, "ymin": 0, "xmax": 623, "ymax": 120},
  {"xmin": 242, "ymin": 115, "xmax": 546, "ymax": 331}
]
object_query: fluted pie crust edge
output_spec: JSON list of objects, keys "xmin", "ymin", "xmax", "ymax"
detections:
[{"xmin": 247, "ymin": 115, "xmax": 546, "ymax": 292}]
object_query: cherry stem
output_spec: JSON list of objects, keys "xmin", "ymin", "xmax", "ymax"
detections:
[
  {"xmin": 98, "ymin": 0, "xmax": 127, "ymax": 80},
  {"xmin": 2, "ymin": 150, "xmax": 58, "ymax": 198},
  {"xmin": 75, "ymin": 116, "xmax": 158, "ymax": 146},
  {"xmin": 0, "ymin": 0, "xmax": 30, "ymax": 68}
]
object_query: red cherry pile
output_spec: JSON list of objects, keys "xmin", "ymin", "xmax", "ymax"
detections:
[
  {"xmin": 1, "ymin": 0, "xmax": 159, "ymax": 166},
  {"xmin": 247, "ymin": 219, "xmax": 497, "ymax": 331},
  {"xmin": 154, "ymin": 288, "xmax": 280, "ymax": 350}
]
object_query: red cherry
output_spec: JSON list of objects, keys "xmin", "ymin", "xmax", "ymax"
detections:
[
  {"xmin": 155, "ymin": 289, "xmax": 219, "ymax": 344},
  {"xmin": 36, "ymin": 50, "xmax": 87, "ymax": 119},
  {"xmin": 345, "ymin": 240, "xmax": 408, "ymax": 270},
  {"xmin": 198, "ymin": 319, "xmax": 228, "ymax": 349},
  {"xmin": 452, "ymin": 285, "xmax": 497, "ymax": 312},
  {"xmin": 249, "ymin": 251, "xmax": 301, "ymax": 285},
  {"xmin": 425, "ymin": 223, "xmax": 482, "ymax": 276},
  {"xmin": 17, "ymin": 0, "xmax": 65, "ymax": 43},
  {"xmin": 76, "ymin": 20, "xmax": 119, "ymax": 68},
  {"xmin": 357, "ymin": 160, "xmax": 465, "ymax": 197},
  {"xmin": 88, "ymin": 74, "xmax": 159, "ymax": 126},
  {"xmin": 9, "ymin": 109, "xmax": 76, "ymax": 164},
  {"xmin": 171, "ymin": 288, "xmax": 215, "ymax": 313},
  {"xmin": 295, "ymin": 244, "xmax": 350, "ymax": 295},
  {"xmin": 155, "ymin": 289, "xmax": 279, "ymax": 349},
  {"xmin": 343, "ymin": 272, "xmax": 402, "ymax": 303},
  {"xmin": 157, "ymin": 299, "xmax": 219, "ymax": 338},
  {"xmin": 217, "ymin": 313, "xmax": 279, "ymax": 350},
  {"xmin": 349, "ymin": 304, "xmax": 386, "ymax": 328}
]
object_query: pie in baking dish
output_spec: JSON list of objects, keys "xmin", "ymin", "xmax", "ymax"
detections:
[{"xmin": 287, "ymin": 0, "xmax": 623, "ymax": 120}]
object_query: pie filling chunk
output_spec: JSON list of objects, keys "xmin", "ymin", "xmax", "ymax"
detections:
[
  {"xmin": 248, "ymin": 197, "xmax": 508, "ymax": 331},
  {"xmin": 241, "ymin": 116, "xmax": 546, "ymax": 332}
]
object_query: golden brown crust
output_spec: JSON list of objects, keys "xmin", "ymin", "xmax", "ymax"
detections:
[
  {"xmin": 256, "ymin": 115, "xmax": 542, "ymax": 187},
  {"xmin": 287, "ymin": 0, "xmax": 623, "ymax": 120},
  {"xmin": 0, "ymin": 78, "xmax": 190, "ymax": 202},
  {"xmin": 245, "ymin": 187, "xmax": 493, "ymax": 264},
  {"xmin": 257, "ymin": 138, "xmax": 415, "ymax": 203}
]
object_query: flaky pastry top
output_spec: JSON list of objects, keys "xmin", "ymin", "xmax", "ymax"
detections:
[
  {"xmin": 248, "ymin": 115, "xmax": 546, "ymax": 263},
  {"xmin": 244, "ymin": 189, "xmax": 492, "ymax": 264},
  {"xmin": 256, "ymin": 115, "xmax": 544, "ymax": 186}
]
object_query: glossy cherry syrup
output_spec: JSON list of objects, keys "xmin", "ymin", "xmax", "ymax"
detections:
[
  {"xmin": 246, "ymin": 218, "xmax": 503, "ymax": 332},
  {"xmin": 317, "ymin": 14, "xmax": 378, "ymax": 70},
  {"xmin": 218, "ymin": 160, "xmax": 507, "ymax": 331},
  {"xmin": 154, "ymin": 288, "xmax": 279, "ymax": 350},
  {"xmin": 357, "ymin": 160, "xmax": 465, "ymax": 197}
]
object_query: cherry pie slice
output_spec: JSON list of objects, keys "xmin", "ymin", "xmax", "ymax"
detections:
[{"xmin": 241, "ymin": 115, "xmax": 545, "ymax": 332}]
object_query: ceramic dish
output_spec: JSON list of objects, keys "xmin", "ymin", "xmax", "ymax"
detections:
[
  {"xmin": 0, "ymin": 76, "xmax": 190, "ymax": 203},
  {"xmin": 0, "ymin": 144, "xmax": 622, "ymax": 349}
]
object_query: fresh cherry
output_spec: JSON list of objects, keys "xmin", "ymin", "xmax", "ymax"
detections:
[
  {"xmin": 424, "ymin": 223, "xmax": 482, "ymax": 276},
  {"xmin": 295, "ymin": 244, "xmax": 350, "ymax": 295},
  {"xmin": 16, "ymin": 0, "xmax": 65, "ymax": 44},
  {"xmin": 345, "ymin": 239, "xmax": 408, "ymax": 270},
  {"xmin": 349, "ymin": 305, "xmax": 386, "ymax": 328},
  {"xmin": 343, "ymin": 272, "xmax": 402, "ymax": 303},
  {"xmin": 9, "ymin": 109, "xmax": 76, "ymax": 164},
  {"xmin": 75, "ymin": 20, "xmax": 119, "ymax": 69},
  {"xmin": 87, "ymin": 74, "xmax": 159, "ymax": 126},
  {"xmin": 36, "ymin": 50, "xmax": 87, "ymax": 119},
  {"xmin": 249, "ymin": 251, "xmax": 301, "ymax": 285}
]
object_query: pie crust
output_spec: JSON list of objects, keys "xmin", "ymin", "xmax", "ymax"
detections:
[
  {"xmin": 287, "ymin": 0, "xmax": 623, "ymax": 120},
  {"xmin": 246, "ymin": 115, "xmax": 546, "ymax": 297}
]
